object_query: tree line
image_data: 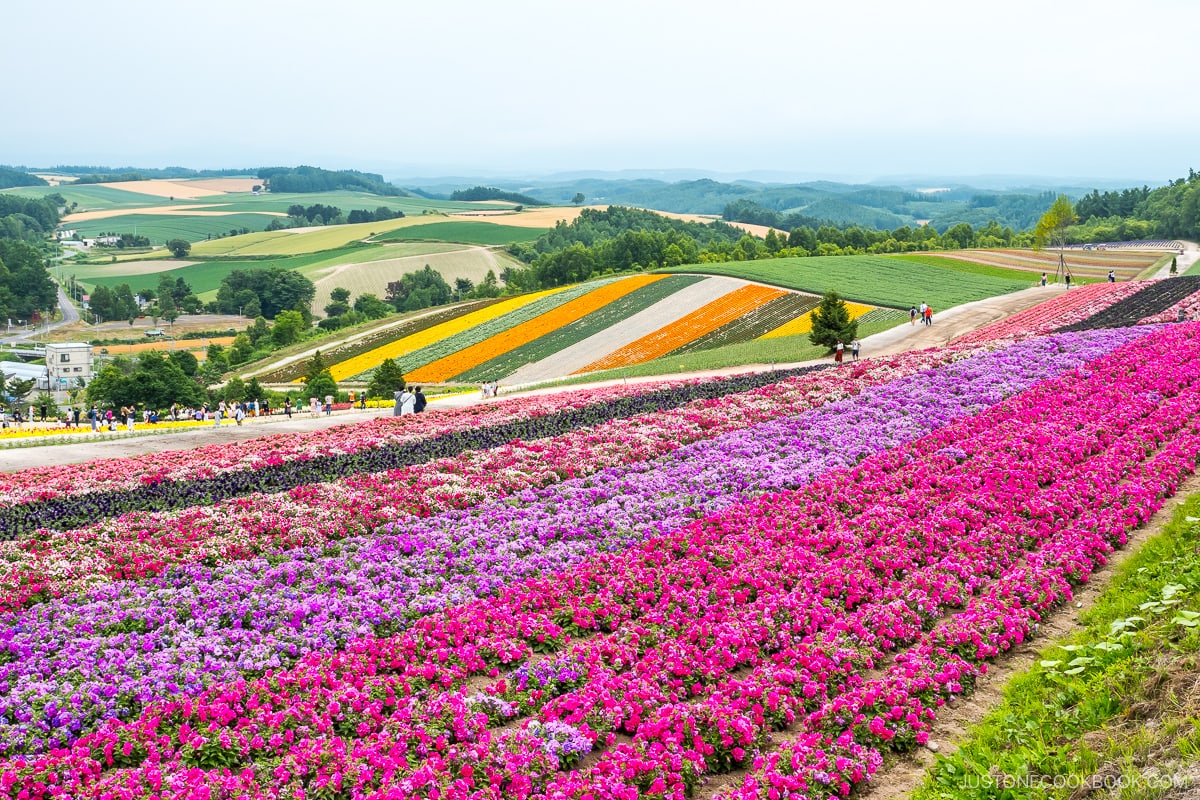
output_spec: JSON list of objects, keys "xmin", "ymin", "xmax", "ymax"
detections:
[
  {"xmin": 257, "ymin": 166, "xmax": 406, "ymax": 196},
  {"xmin": 448, "ymin": 186, "xmax": 548, "ymax": 206},
  {"xmin": 0, "ymin": 194, "xmax": 63, "ymax": 243}
]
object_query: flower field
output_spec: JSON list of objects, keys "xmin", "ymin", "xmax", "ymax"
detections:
[
  {"xmin": 575, "ymin": 285, "xmax": 789, "ymax": 374},
  {"xmin": 4, "ymin": 290, "xmax": 1200, "ymax": 799}
]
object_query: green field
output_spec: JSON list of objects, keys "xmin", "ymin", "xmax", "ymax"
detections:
[
  {"xmin": 5, "ymin": 183, "xmax": 178, "ymax": 210},
  {"xmin": 65, "ymin": 213, "xmax": 283, "ymax": 244},
  {"xmin": 189, "ymin": 216, "xmax": 431, "ymax": 256},
  {"xmin": 659, "ymin": 255, "xmax": 1031, "ymax": 309},
  {"xmin": 372, "ymin": 221, "xmax": 546, "ymax": 246},
  {"xmin": 205, "ymin": 191, "xmax": 508, "ymax": 215},
  {"xmin": 889, "ymin": 253, "xmax": 1037, "ymax": 282}
]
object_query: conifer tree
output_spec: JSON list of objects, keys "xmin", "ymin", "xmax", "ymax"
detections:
[{"xmin": 808, "ymin": 290, "xmax": 858, "ymax": 351}]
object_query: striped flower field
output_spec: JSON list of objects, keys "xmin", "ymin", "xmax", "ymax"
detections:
[{"xmin": 4, "ymin": 285, "xmax": 1200, "ymax": 799}]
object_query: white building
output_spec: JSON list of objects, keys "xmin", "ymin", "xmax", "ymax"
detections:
[{"xmin": 45, "ymin": 342, "xmax": 93, "ymax": 390}]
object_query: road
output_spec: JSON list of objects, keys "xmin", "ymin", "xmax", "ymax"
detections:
[{"xmin": 1, "ymin": 285, "xmax": 80, "ymax": 345}]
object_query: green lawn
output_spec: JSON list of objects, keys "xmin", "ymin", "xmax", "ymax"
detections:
[
  {"xmin": 372, "ymin": 220, "xmax": 546, "ymax": 246},
  {"xmin": 658, "ymin": 255, "xmax": 1031, "ymax": 309}
]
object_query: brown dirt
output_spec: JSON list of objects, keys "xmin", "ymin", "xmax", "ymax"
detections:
[{"xmin": 94, "ymin": 178, "xmax": 258, "ymax": 200}]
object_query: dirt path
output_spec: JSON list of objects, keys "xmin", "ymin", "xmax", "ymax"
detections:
[
  {"xmin": 1151, "ymin": 239, "xmax": 1198, "ymax": 278},
  {"xmin": 858, "ymin": 471, "xmax": 1200, "ymax": 799},
  {"xmin": 0, "ymin": 284, "xmax": 1062, "ymax": 471}
]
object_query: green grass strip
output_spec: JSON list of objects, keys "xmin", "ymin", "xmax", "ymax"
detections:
[
  {"xmin": 913, "ymin": 493, "xmax": 1200, "ymax": 800},
  {"xmin": 372, "ymin": 221, "xmax": 545, "ymax": 246},
  {"xmin": 889, "ymin": 253, "xmax": 1036, "ymax": 283},
  {"xmin": 454, "ymin": 275, "xmax": 707, "ymax": 383},
  {"xmin": 657, "ymin": 254, "xmax": 1029, "ymax": 310}
]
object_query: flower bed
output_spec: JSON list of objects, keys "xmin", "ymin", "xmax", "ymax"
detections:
[
  {"xmin": 4, "ymin": 324, "xmax": 1197, "ymax": 798},
  {"xmin": 1139, "ymin": 286, "xmax": 1200, "ymax": 324},
  {"xmin": 457, "ymin": 276, "xmax": 708, "ymax": 384},
  {"xmin": 0, "ymin": 369, "xmax": 835, "ymax": 536},
  {"xmin": 670, "ymin": 293, "xmax": 822, "ymax": 355},
  {"xmin": 409, "ymin": 276, "xmax": 666, "ymax": 383},
  {"xmin": 1058, "ymin": 275, "xmax": 1200, "ymax": 331},
  {"xmin": 578, "ymin": 285, "xmax": 788, "ymax": 373},
  {"xmin": 0, "ymin": 329, "xmax": 1145, "ymax": 756},
  {"xmin": 952, "ymin": 282, "xmax": 1144, "ymax": 345}
]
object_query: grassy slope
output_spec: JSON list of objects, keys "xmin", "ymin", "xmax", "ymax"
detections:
[
  {"xmin": 913, "ymin": 493, "xmax": 1200, "ymax": 800},
  {"xmin": 890, "ymin": 254, "xmax": 1037, "ymax": 282},
  {"xmin": 65, "ymin": 213, "xmax": 284, "ymax": 243},
  {"xmin": 372, "ymin": 220, "xmax": 547, "ymax": 245},
  {"xmin": 658, "ymin": 255, "xmax": 1030, "ymax": 309},
  {"xmin": 5, "ymin": 183, "xmax": 175, "ymax": 209}
]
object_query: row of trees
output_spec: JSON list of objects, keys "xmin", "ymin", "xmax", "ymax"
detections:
[
  {"xmin": 262, "ymin": 204, "xmax": 405, "ymax": 231},
  {"xmin": 257, "ymin": 166, "xmax": 405, "ymax": 196},
  {"xmin": 384, "ymin": 264, "xmax": 502, "ymax": 312},
  {"xmin": 0, "ymin": 194, "xmax": 62, "ymax": 243}
]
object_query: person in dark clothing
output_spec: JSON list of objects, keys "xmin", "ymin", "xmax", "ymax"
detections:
[{"xmin": 414, "ymin": 387, "xmax": 427, "ymax": 413}]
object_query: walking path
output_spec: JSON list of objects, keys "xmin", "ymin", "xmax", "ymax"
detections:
[{"xmin": 0, "ymin": 283, "xmax": 1065, "ymax": 472}]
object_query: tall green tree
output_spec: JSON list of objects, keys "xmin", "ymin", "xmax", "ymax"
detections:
[
  {"xmin": 366, "ymin": 358, "xmax": 406, "ymax": 399},
  {"xmin": 807, "ymin": 291, "xmax": 858, "ymax": 352}
]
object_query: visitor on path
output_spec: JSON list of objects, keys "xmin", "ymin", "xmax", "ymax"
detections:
[
  {"xmin": 324, "ymin": 395, "xmax": 333, "ymax": 416},
  {"xmin": 1040, "ymin": 272, "xmax": 1047, "ymax": 287},
  {"xmin": 919, "ymin": 301, "xmax": 927, "ymax": 320},
  {"xmin": 1065, "ymin": 269, "xmax": 1073, "ymax": 290},
  {"xmin": 1108, "ymin": 269, "xmax": 1116, "ymax": 283},
  {"xmin": 393, "ymin": 389, "xmax": 405, "ymax": 416},
  {"xmin": 414, "ymin": 387, "xmax": 427, "ymax": 413},
  {"xmin": 398, "ymin": 387, "xmax": 416, "ymax": 415},
  {"xmin": 284, "ymin": 398, "xmax": 293, "ymax": 419},
  {"xmin": 909, "ymin": 305, "xmax": 918, "ymax": 325},
  {"xmin": 851, "ymin": 338, "xmax": 860, "ymax": 361},
  {"xmin": 39, "ymin": 404, "xmax": 46, "ymax": 422},
  {"xmin": 234, "ymin": 403, "xmax": 246, "ymax": 426},
  {"xmin": 309, "ymin": 397, "xmax": 319, "ymax": 417},
  {"xmin": 359, "ymin": 395, "xmax": 367, "ymax": 410},
  {"xmin": 88, "ymin": 405, "xmax": 98, "ymax": 432},
  {"xmin": 924, "ymin": 305, "xmax": 933, "ymax": 326},
  {"xmin": 215, "ymin": 401, "xmax": 226, "ymax": 427},
  {"xmin": 834, "ymin": 340, "xmax": 844, "ymax": 365},
  {"xmin": 105, "ymin": 408, "xmax": 115, "ymax": 431}
]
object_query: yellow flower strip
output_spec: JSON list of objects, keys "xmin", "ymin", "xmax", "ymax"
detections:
[
  {"xmin": 757, "ymin": 300, "xmax": 876, "ymax": 339},
  {"xmin": 407, "ymin": 275, "xmax": 668, "ymax": 383},
  {"xmin": 575, "ymin": 284, "xmax": 787, "ymax": 374},
  {"xmin": 329, "ymin": 288, "xmax": 565, "ymax": 381}
]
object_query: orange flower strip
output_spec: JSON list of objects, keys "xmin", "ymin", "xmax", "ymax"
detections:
[
  {"xmin": 407, "ymin": 275, "xmax": 668, "ymax": 383},
  {"xmin": 329, "ymin": 288, "xmax": 564, "ymax": 381},
  {"xmin": 575, "ymin": 284, "xmax": 786, "ymax": 374}
]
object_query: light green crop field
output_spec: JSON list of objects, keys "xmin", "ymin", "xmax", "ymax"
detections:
[
  {"xmin": 372, "ymin": 221, "xmax": 546, "ymax": 245},
  {"xmin": 6, "ymin": 183, "xmax": 177, "ymax": 210},
  {"xmin": 659, "ymin": 254, "xmax": 1030, "ymax": 309},
  {"xmin": 207, "ymin": 191, "xmax": 508, "ymax": 215},
  {"xmin": 189, "ymin": 216, "xmax": 432, "ymax": 256},
  {"xmin": 64, "ymin": 213, "xmax": 282, "ymax": 244}
]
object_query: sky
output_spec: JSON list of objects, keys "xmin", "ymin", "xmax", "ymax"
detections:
[{"xmin": 4, "ymin": 0, "xmax": 1197, "ymax": 185}]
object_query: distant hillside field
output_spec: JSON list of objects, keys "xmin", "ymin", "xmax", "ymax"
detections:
[
  {"xmin": 372, "ymin": 221, "xmax": 546, "ymax": 245},
  {"xmin": 658, "ymin": 254, "xmax": 1032, "ymax": 309}
]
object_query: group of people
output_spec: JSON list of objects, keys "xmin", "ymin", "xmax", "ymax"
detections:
[
  {"xmin": 909, "ymin": 302, "xmax": 934, "ymax": 326},
  {"xmin": 392, "ymin": 386, "xmax": 428, "ymax": 416},
  {"xmin": 833, "ymin": 338, "xmax": 860, "ymax": 365},
  {"xmin": 480, "ymin": 381, "xmax": 500, "ymax": 398}
]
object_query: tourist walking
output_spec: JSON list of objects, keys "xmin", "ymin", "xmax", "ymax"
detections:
[
  {"xmin": 88, "ymin": 405, "xmax": 98, "ymax": 432},
  {"xmin": 284, "ymin": 398, "xmax": 293, "ymax": 419},
  {"xmin": 1108, "ymin": 269, "xmax": 1116, "ymax": 283},
  {"xmin": 851, "ymin": 338, "xmax": 860, "ymax": 361},
  {"xmin": 234, "ymin": 403, "xmax": 246, "ymax": 426},
  {"xmin": 393, "ymin": 388, "xmax": 405, "ymax": 417},
  {"xmin": 215, "ymin": 400, "xmax": 226, "ymax": 427},
  {"xmin": 399, "ymin": 387, "xmax": 416, "ymax": 415},
  {"xmin": 1065, "ymin": 269, "xmax": 1073, "ymax": 290},
  {"xmin": 1040, "ymin": 272, "xmax": 1047, "ymax": 287},
  {"xmin": 834, "ymin": 340, "xmax": 844, "ymax": 365},
  {"xmin": 309, "ymin": 397, "xmax": 319, "ymax": 417},
  {"xmin": 924, "ymin": 305, "xmax": 933, "ymax": 326},
  {"xmin": 909, "ymin": 305, "xmax": 918, "ymax": 325},
  {"xmin": 414, "ymin": 386, "xmax": 427, "ymax": 413}
]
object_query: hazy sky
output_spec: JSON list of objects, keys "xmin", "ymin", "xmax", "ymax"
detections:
[{"xmin": 5, "ymin": 0, "xmax": 1197, "ymax": 183}]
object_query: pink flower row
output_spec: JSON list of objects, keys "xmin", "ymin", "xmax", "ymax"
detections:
[
  {"xmin": 0, "ymin": 349, "xmax": 961, "ymax": 613},
  {"xmin": 1140, "ymin": 287, "xmax": 1200, "ymax": 324},
  {"xmin": 7, "ymin": 325, "xmax": 1197, "ymax": 799},
  {"xmin": 0, "ymin": 375, "xmax": 746, "ymax": 509},
  {"xmin": 953, "ymin": 281, "xmax": 1145, "ymax": 345}
]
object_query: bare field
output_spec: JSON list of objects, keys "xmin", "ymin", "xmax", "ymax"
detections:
[
  {"xmin": 70, "ymin": 259, "xmax": 198, "ymax": 279},
  {"xmin": 938, "ymin": 248, "xmax": 1166, "ymax": 277},
  {"xmin": 64, "ymin": 205, "xmax": 286, "ymax": 223},
  {"xmin": 95, "ymin": 178, "xmax": 259, "ymax": 199},
  {"xmin": 304, "ymin": 246, "xmax": 517, "ymax": 310},
  {"xmin": 451, "ymin": 206, "xmax": 777, "ymax": 238}
]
